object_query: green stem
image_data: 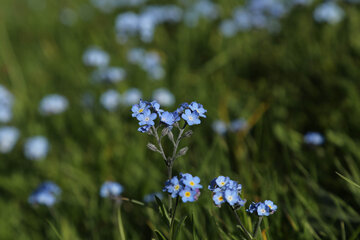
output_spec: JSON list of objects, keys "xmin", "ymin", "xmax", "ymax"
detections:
[
  {"xmin": 170, "ymin": 196, "xmax": 179, "ymax": 240},
  {"xmin": 232, "ymin": 208, "xmax": 253, "ymax": 240},
  {"xmin": 253, "ymin": 216, "xmax": 263, "ymax": 238},
  {"xmin": 120, "ymin": 197, "xmax": 145, "ymax": 207}
]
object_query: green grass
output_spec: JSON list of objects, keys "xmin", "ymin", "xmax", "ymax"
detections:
[{"xmin": 1, "ymin": 0, "xmax": 360, "ymax": 239}]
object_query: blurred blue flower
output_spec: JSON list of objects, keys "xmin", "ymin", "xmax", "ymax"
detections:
[
  {"xmin": 229, "ymin": 118, "xmax": 247, "ymax": 132},
  {"xmin": 100, "ymin": 89, "xmax": 121, "ymax": 111},
  {"xmin": 39, "ymin": 94, "xmax": 68, "ymax": 116},
  {"xmin": 122, "ymin": 88, "xmax": 142, "ymax": 106},
  {"xmin": 182, "ymin": 109, "xmax": 200, "ymax": 125},
  {"xmin": 304, "ymin": 132, "xmax": 324, "ymax": 146},
  {"xmin": 59, "ymin": 8, "xmax": 77, "ymax": 26},
  {"xmin": 152, "ymin": 88, "xmax": 175, "ymax": 107},
  {"xmin": 0, "ymin": 85, "xmax": 14, "ymax": 123},
  {"xmin": 219, "ymin": 20, "xmax": 238, "ymax": 37},
  {"xmin": 92, "ymin": 67, "xmax": 126, "ymax": 84},
  {"xmin": 184, "ymin": 0, "xmax": 219, "ymax": 27},
  {"xmin": 127, "ymin": 48, "xmax": 145, "ymax": 64},
  {"xmin": 137, "ymin": 109, "xmax": 157, "ymax": 126},
  {"xmin": 150, "ymin": 100, "xmax": 164, "ymax": 113},
  {"xmin": 179, "ymin": 187, "xmax": 196, "ymax": 202},
  {"xmin": 160, "ymin": 111, "xmax": 176, "ymax": 126},
  {"xmin": 100, "ymin": 181, "xmax": 124, "ymax": 198},
  {"xmin": 115, "ymin": 12, "xmax": 139, "ymax": 43},
  {"xmin": 189, "ymin": 102, "xmax": 207, "ymax": 118},
  {"xmin": 212, "ymin": 120, "xmax": 227, "ymax": 135},
  {"xmin": 24, "ymin": 136, "xmax": 50, "ymax": 160},
  {"xmin": 83, "ymin": 47, "xmax": 110, "ymax": 67},
  {"xmin": 0, "ymin": 127, "xmax": 20, "ymax": 153},
  {"xmin": 28, "ymin": 181, "xmax": 61, "ymax": 207},
  {"xmin": 143, "ymin": 192, "xmax": 163, "ymax": 203},
  {"xmin": 313, "ymin": 2, "xmax": 344, "ymax": 24}
]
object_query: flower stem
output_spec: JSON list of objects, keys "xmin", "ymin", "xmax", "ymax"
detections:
[
  {"xmin": 170, "ymin": 196, "xmax": 179, "ymax": 240},
  {"xmin": 253, "ymin": 216, "xmax": 263, "ymax": 238},
  {"xmin": 120, "ymin": 197, "xmax": 145, "ymax": 207},
  {"xmin": 232, "ymin": 208, "xmax": 253, "ymax": 240}
]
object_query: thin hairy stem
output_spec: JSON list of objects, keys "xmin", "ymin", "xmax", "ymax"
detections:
[
  {"xmin": 170, "ymin": 196, "xmax": 179, "ymax": 240},
  {"xmin": 253, "ymin": 216, "xmax": 263, "ymax": 238},
  {"xmin": 232, "ymin": 208, "xmax": 253, "ymax": 240}
]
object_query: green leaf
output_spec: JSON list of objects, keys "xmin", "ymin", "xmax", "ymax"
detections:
[
  {"xmin": 154, "ymin": 229, "xmax": 168, "ymax": 240},
  {"xmin": 336, "ymin": 172, "xmax": 360, "ymax": 190},
  {"xmin": 155, "ymin": 196, "xmax": 171, "ymax": 227},
  {"xmin": 47, "ymin": 220, "xmax": 63, "ymax": 240},
  {"xmin": 173, "ymin": 216, "xmax": 187, "ymax": 240},
  {"xmin": 117, "ymin": 207, "xmax": 126, "ymax": 240}
]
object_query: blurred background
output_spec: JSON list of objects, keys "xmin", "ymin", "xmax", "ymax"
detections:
[{"xmin": 1, "ymin": 0, "xmax": 360, "ymax": 239}]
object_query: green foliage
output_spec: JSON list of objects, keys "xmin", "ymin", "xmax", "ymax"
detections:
[{"xmin": 1, "ymin": 0, "xmax": 360, "ymax": 239}]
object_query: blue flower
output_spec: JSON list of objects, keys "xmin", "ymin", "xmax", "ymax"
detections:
[
  {"xmin": 212, "ymin": 120, "xmax": 227, "ymax": 135},
  {"xmin": 0, "ymin": 85, "xmax": 14, "ymax": 123},
  {"xmin": 208, "ymin": 178, "xmax": 218, "ymax": 191},
  {"xmin": 257, "ymin": 202, "xmax": 270, "ymax": 216},
  {"xmin": 189, "ymin": 102, "xmax": 207, "ymax": 118},
  {"xmin": 160, "ymin": 111, "xmax": 176, "ymax": 126},
  {"xmin": 0, "ymin": 126, "xmax": 20, "ymax": 153},
  {"xmin": 225, "ymin": 189, "xmax": 239, "ymax": 206},
  {"xmin": 100, "ymin": 181, "xmax": 124, "ymax": 198},
  {"xmin": 131, "ymin": 100, "xmax": 149, "ymax": 117},
  {"xmin": 264, "ymin": 200, "xmax": 277, "ymax": 213},
  {"xmin": 182, "ymin": 109, "xmax": 200, "ymax": 125},
  {"xmin": 83, "ymin": 47, "xmax": 109, "ymax": 67},
  {"xmin": 122, "ymin": 88, "xmax": 142, "ymax": 106},
  {"xmin": 304, "ymin": 132, "xmax": 324, "ymax": 146},
  {"xmin": 39, "ymin": 94, "xmax": 68, "ymax": 116},
  {"xmin": 28, "ymin": 181, "xmax": 61, "ymax": 207},
  {"xmin": 181, "ymin": 174, "xmax": 202, "ymax": 190},
  {"xmin": 212, "ymin": 192, "xmax": 225, "ymax": 206},
  {"xmin": 100, "ymin": 89, "xmax": 121, "ymax": 111},
  {"xmin": 150, "ymin": 100, "xmax": 164, "ymax": 113},
  {"xmin": 24, "ymin": 136, "xmax": 50, "ymax": 160},
  {"xmin": 226, "ymin": 180, "xmax": 242, "ymax": 193},
  {"xmin": 219, "ymin": 20, "xmax": 238, "ymax": 37},
  {"xmin": 215, "ymin": 176, "xmax": 230, "ymax": 188},
  {"xmin": 163, "ymin": 176, "xmax": 182, "ymax": 198},
  {"xmin": 91, "ymin": 67, "xmax": 126, "ymax": 84},
  {"xmin": 313, "ymin": 2, "xmax": 344, "ymax": 24},
  {"xmin": 229, "ymin": 118, "xmax": 247, "ymax": 132},
  {"xmin": 137, "ymin": 109, "xmax": 157, "ymax": 126},
  {"xmin": 247, "ymin": 202, "xmax": 260, "ymax": 213},
  {"xmin": 179, "ymin": 187, "xmax": 196, "ymax": 202},
  {"xmin": 138, "ymin": 125, "xmax": 151, "ymax": 133}
]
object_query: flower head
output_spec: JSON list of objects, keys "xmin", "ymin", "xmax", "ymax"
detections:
[
  {"xmin": 189, "ymin": 102, "xmax": 207, "ymax": 118},
  {"xmin": 39, "ymin": 94, "xmax": 68, "ymax": 116},
  {"xmin": 182, "ymin": 109, "xmax": 200, "ymax": 125},
  {"xmin": 247, "ymin": 200, "xmax": 277, "ymax": 216},
  {"xmin": 179, "ymin": 188, "xmax": 196, "ymax": 202},
  {"xmin": 28, "ymin": 181, "xmax": 61, "ymax": 207},
  {"xmin": 0, "ymin": 126, "xmax": 20, "ymax": 153},
  {"xmin": 181, "ymin": 173, "xmax": 203, "ymax": 190},
  {"xmin": 257, "ymin": 203, "xmax": 270, "ymax": 216},
  {"xmin": 24, "ymin": 136, "xmax": 50, "ymax": 160},
  {"xmin": 304, "ymin": 132, "xmax": 324, "ymax": 146},
  {"xmin": 137, "ymin": 109, "xmax": 157, "ymax": 126},
  {"xmin": 209, "ymin": 176, "xmax": 245, "ymax": 208},
  {"xmin": 213, "ymin": 192, "xmax": 225, "ymax": 206},
  {"xmin": 163, "ymin": 176, "xmax": 182, "ymax": 198},
  {"xmin": 131, "ymin": 100, "xmax": 149, "ymax": 117},
  {"xmin": 163, "ymin": 173, "xmax": 202, "ymax": 202},
  {"xmin": 100, "ymin": 181, "xmax": 124, "ymax": 198},
  {"xmin": 138, "ymin": 125, "xmax": 151, "ymax": 133},
  {"xmin": 100, "ymin": 89, "xmax": 121, "ymax": 111},
  {"xmin": 160, "ymin": 111, "xmax": 176, "ymax": 126}
]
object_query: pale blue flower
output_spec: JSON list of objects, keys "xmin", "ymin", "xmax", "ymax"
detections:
[
  {"xmin": 28, "ymin": 181, "xmax": 61, "ymax": 207},
  {"xmin": 136, "ymin": 109, "xmax": 157, "ymax": 126},
  {"xmin": 313, "ymin": 2, "xmax": 344, "ymax": 24},
  {"xmin": 182, "ymin": 109, "xmax": 200, "ymax": 125},
  {"xmin": 0, "ymin": 127, "xmax": 20, "ymax": 153},
  {"xmin": 152, "ymin": 88, "xmax": 175, "ymax": 107},
  {"xmin": 219, "ymin": 20, "xmax": 238, "ymax": 37},
  {"xmin": 83, "ymin": 47, "xmax": 110, "ymax": 67},
  {"xmin": 0, "ymin": 85, "xmax": 14, "ymax": 123},
  {"xmin": 115, "ymin": 12, "xmax": 139, "ymax": 43},
  {"xmin": 257, "ymin": 202, "xmax": 270, "ymax": 216},
  {"xmin": 212, "ymin": 192, "xmax": 225, "ymax": 206},
  {"xmin": 225, "ymin": 189, "xmax": 239, "ymax": 206},
  {"xmin": 229, "ymin": 118, "xmax": 247, "ymax": 132},
  {"xmin": 122, "ymin": 88, "xmax": 142, "ymax": 106},
  {"xmin": 24, "ymin": 136, "xmax": 50, "ymax": 160},
  {"xmin": 91, "ymin": 67, "xmax": 126, "ymax": 84},
  {"xmin": 212, "ymin": 120, "xmax": 227, "ymax": 135},
  {"xmin": 304, "ymin": 132, "xmax": 324, "ymax": 146},
  {"xmin": 100, "ymin": 89, "xmax": 121, "ymax": 111},
  {"xmin": 39, "ymin": 94, "xmax": 68, "ymax": 116},
  {"xmin": 100, "ymin": 181, "xmax": 124, "ymax": 198}
]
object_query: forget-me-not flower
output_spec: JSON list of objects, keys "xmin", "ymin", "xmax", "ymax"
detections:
[
  {"xmin": 304, "ymin": 132, "xmax": 324, "ymax": 146},
  {"xmin": 28, "ymin": 181, "xmax": 61, "ymax": 207},
  {"xmin": 100, "ymin": 181, "xmax": 124, "ymax": 198},
  {"xmin": 189, "ymin": 102, "xmax": 207, "ymax": 118},
  {"xmin": 0, "ymin": 126, "xmax": 20, "ymax": 153},
  {"xmin": 152, "ymin": 88, "xmax": 175, "ymax": 107},
  {"xmin": 137, "ymin": 109, "xmax": 157, "ymax": 126},
  {"xmin": 39, "ymin": 94, "xmax": 68, "ymax": 116},
  {"xmin": 83, "ymin": 47, "xmax": 110, "ymax": 67},
  {"xmin": 313, "ymin": 2, "xmax": 344, "ymax": 24},
  {"xmin": 24, "ymin": 136, "xmax": 50, "ymax": 160},
  {"xmin": 182, "ymin": 109, "xmax": 200, "ymax": 125},
  {"xmin": 100, "ymin": 89, "xmax": 121, "ymax": 111},
  {"xmin": 160, "ymin": 111, "xmax": 176, "ymax": 126}
]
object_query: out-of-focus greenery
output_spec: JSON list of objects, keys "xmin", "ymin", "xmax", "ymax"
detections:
[{"xmin": 1, "ymin": 0, "xmax": 360, "ymax": 239}]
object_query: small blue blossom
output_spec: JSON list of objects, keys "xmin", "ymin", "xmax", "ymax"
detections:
[
  {"xmin": 24, "ymin": 136, "xmax": 50, "ymax": 160},
  {"xmin": 247, "ymin": 202, "xmax": 260, "ymax": 213},
  {"xmin": 150, "ymin": 100, "xmax": 164, "ymax": 113},
  {"xmin": 39, "ymin": 94, "xmax": 68, "ymax": 116},
  {"xmin": 28, "ymin": 181, "xmax": 61, "ymax": 207},
  {"xmin": 100, "ymin": 181, "xmax": 124, "ymax": 198},
  {"xmin": 83, "ymin": 47, "xmax": 109, "ymax": 67},
  {"xmin": 160, "ymin": 111, "xmax": 176, "ymax": 126},
  {"xmin": 189, "ymin": 102, "xmax": 207, "ymax": 118},
  {"xmin": 100, "ymin": 89, "xmax": 121, "ymax": 111},
  {"xmin": 313, "ymin": 2, "xmax": 344, "ymax": 24},
  {"xmin": 219, "ymin": 20, "xmax": 238, "ymax": 37},
  {"xmin": 138, "ymin": 125, "xmax": 151, "ymax": 133},
  {"xmin": 304, "ymin": 132, "xmax": 324, "ymax": 146},
  {"xmin": 264, "ymin": 200, "xmax": 278, "ymax": 213},
  {"xmin": 0, "ymin": 126, "xmax": 20, "ymax": 153},
  {"xmin": 91, "ymin": 67, "xmax": 126, "ymax": 84},
  {"xmin": 225, "ymin": 189, "xmax": 239, "ymax": 206},
  {"xmin": 212, "ymin": 120, "xmax": 227, "ymax": 135},
  {"xmin": 0, "ymin": 85, "xmax": 14, "ymax": 123},
  {"xmin": 215, "ymin": 176, "xmax": 230, "ymax": 188},
  {"xmin": 163, "ymin": 176, "xmax": 182, "ymax": 198},
  {"xmin": 229, "ymin": 118, "xmax": 247, "ymax": 132},
  {"xmin": 182, "ymin": 109, "xmax": 200, "ymax": 125},
  {"xmin": 257, "ymin": 202, "xmax": 270, "ymax": 216},
  {"xmin": 181, "ymin": 174, "xmax": 203, "ymax": 190},
  {"xmin": 179, "ymin": 187, "xmax": 196, "ymax": 202},
  {"xmin": 137, "ymin": 109, "xmax": 157, "ymax": 126},
  {"xmin": 213, "ymin": 192, "xmax": 225, "ymax": 206},
  {"xmin": 131, "ymin": 100, "xmax": 149, "ymax": 117}
]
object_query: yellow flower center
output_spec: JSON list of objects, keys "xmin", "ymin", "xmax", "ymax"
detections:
[
  {"xmin": 185, "ymin": 192, "xmax": 191, "ymax": 197},
  {"xmin": 190, "ymin": 181, "xmax": 195, "ymax": 186},
  {"xmin": 174, "ymin": 185, "xmax": 179, "ymax": 190},
  {"xmin": 139, "ymin": 108, "xmax": 144, "ymax": 113},
  {"xmin": 218, "ymin": 196, "xmax": 223, "ymax": 201},
  {"xmin": 268, "ymin": 205, "xmax": 272, "ymax": 209},
  {"xmin": 220, "ymin": 182, "xmax": 225, "ymax": 186}
]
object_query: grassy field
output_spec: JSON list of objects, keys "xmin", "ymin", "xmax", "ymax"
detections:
[{"xmin": 1, "ymin": 0, "xmax": 360, "ymax": 239}]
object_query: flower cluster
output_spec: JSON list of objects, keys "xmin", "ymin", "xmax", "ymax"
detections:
[
  {"xmin": 208, "ymin": 176, "xmax": 246, "ymax": 208},
  {"xmin": 100, "ymin": 181, "xmax": 124, "ymax": 198},
  {"xmin": 313, "ymin": 2, "xmax": 344, "ymax": 24},
  {"xmin": 131, "ymin": 100, "xmax": 207, "ymax": 133},
  {"xmin": 28, "ymin": 181, "xmax": 61, "ymax": 207},
  {"xmin": 163, "ymin": 173, "xmax": 202, "ymax": 203},
  {"xmin": 247, "ymin": 200, "xmax": 277, "ymax": 216},
  {"xmin": 303, "ymin": 131, "xmax": 324, "ymax": 146}
]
